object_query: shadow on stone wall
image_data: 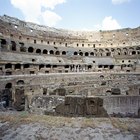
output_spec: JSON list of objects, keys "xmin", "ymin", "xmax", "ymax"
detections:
[{"xmin": 55, "ymin": 96, "xmax": 108, "ymax": 117}]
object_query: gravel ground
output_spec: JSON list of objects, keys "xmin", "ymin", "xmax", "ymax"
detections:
[{"xmin": 0, "ymin": 111, "xmax": 140, "ymax": 140}]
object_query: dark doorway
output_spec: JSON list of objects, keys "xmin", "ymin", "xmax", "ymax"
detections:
[
  {"xmin": 2, "ymin": 83, "xmax": 13, "ymax": 107},
  {"xmin": 11, "ymin": 41, "xmax": 16, "ymax": 51},
  {"xmin": 14, "ymin": 88, "xmax": 25, "ymax": 111}
]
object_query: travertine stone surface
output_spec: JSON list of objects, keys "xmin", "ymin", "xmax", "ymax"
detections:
[{"xmin": 0, "ymin": 15, "xmax": 140, "ymax": 117}]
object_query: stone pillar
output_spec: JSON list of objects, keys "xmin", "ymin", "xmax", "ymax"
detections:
[
  {"xmin": 21, "ymin": 65, "xmax": 24, "ymax": 71},
  {"xmin": 85, "ymin": 65, "xmax": 87, "ymax": 71},
  {"xmin": 77, "ymin": 65, "xmax": 79, "ymax": 72},
  {"xmin": 83, "ymin": 66, "xmax": 85, "ymax": 72},
  {"xmin": 7, "ymin": 39, "xmax": 11, "ymax": 51},
  {"xmin": 74, "ymin": 65, "xmax": 77, "ymax": 72}
]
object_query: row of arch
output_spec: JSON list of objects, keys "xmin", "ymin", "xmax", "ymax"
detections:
[
  {"xmin": 1, "ymin": 39, "xmax": 140, "ymax": 57},
  {"xmin": 27, "ymin": 46, "xmax": 140, "ymax": 56},
  {"xmin": 4, "ymin": 63, "xmax": 93, "ymax": 70},
  {"xmin": 5, "ymin": 80, "xmax": 24, "ymax": 89},
  {"xmin": 1, "ymin": 63, "xmax": 135, "ymax": 76}
]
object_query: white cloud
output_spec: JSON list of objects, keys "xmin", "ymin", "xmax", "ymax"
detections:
[
  {"xmin": 102, "ymin": 16, "xmax": 121, "ymax": 30},
  {"xmin": 10, "ymin": 0, "xmax": 66, "ymax": 26},
  {"xmin": 41, "ymin": 0, "xmax": 66, "ymax": 10},
  {"xmin": 112, "ymin": 0, "xmax": 131, "ymax": 4},
  {"xmin": 41, "ymin": 10, "xmax": 62, "ymax": 27}
]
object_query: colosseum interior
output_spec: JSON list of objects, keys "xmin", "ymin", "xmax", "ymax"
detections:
[{"xmin": 0, "ymin": 15, "xmax": 140, "ymax": 117}]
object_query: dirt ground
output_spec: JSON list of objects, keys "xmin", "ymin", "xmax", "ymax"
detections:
[{"xmin": 0, "ymin": 111, "xmax": 140, "ymax": 140}]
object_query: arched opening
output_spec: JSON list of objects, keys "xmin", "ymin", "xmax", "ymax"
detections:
[
  {"xmin": 1, "ymin": 39, "xmax": 6, "ymax": 45},
  {"xmin": 65, "ymin": 65, "xmax": 69, "ymax": 68},
  {"xmin": 5, "ymin": 83, "xmax": 12, "ymax": 89},
  {"xmin": 132, "ymin": 51, "xmax": 136, "ymax": 55},
  {"xmin": 46, "ymin": 64, "xmax": 51, "ymax": 68},
  {"xmin": 128, "ymin": 64, "xmax": 132, "ymax": 67},
  {"xmin": 106, "ymin": 52, "xmax": 111, "ymax": 56},
  {"xmin": 85, "ymin": 52, "xmax": 89, "ymax": 56},
  {"xmin": 98, "ymin": 65, "xmax": 102, "ymax": 68},
  {"xmin": 1, "ymin": 39, "xmax": 7, "ymax": 50},
  {"xmin": 50, "ymin": 50, "xmax": 54, "ymax": 55},
  {"xmin": 101, "ymin": 81, "xmax": 106, "ymax": 86},
  {"xmin": 23, "ymin": 64, "xmax": 30, "ymax": 69},
  {"xmin": 34, "ymin": 40, "xmax": 36, "ymax": 44},
  {"xmin": 111, "ymin": 48, "xmax": 114, "ymax": 52},
  {"xmin": 111, "ymin": 88, "xmax": 121, "ymax": 95},
  {"xmin": 94, "ymin": 49, "xmax": 97, "ymax": 52},
  {"xmin": 106, "ymin": 90, "xmax": 111, "ymax": 94},
  {"xmin": 39, "ymin": 64, "xmax": 45, "ymax": 70},
  {"xmin": 99, "ymin": 49, "xmax": 103, "ymax": 52},
  {"xmin": 79, "ymin": 52, "xmax": 83, "ymax": 56},
  {"xmin": 17, "ymin": 80, "xmax": 24, "ymax": 85},
  {"xmin": 5, "ymin": 63, "xmax": 12, "ymax": 69},
  {"xmin": 15, "ymin": 64, "xmax": 21, "ymax": 70},
  {"xmin": 43, "ymin": 49, "xmax": 48, "ymax": 54},
  {"xmin": 11, "ymin": 41, "xmax": 16, "ymax": 51},
  {"xmin": 90, "ymin": 52, "xmax": 94, "ymax": 56},
  {"xmin": 28, "ymin": 47, "xmax": 34, "ymax": 53},
  {"xmin": 109, "ymin": 65, "xmax": 114, "ymax": 69},
  {"xmin": 117, "ymin": 48, "xmax": 121, "ymax": 55},
  {"xmin": 62, "ymin": 51, "xmax": 66, "ymax": 55},
  {"xmin": 20, "ymin": 46, "xmax": 26, "ymax": 52},
  {"xmin": 88, "ymin": 65, "xmax": 92, "ymax": 69},
  {"xmin": 36, "ymin": 49, "xmax": 41, "ymax": 54},
  {"xmin": 43, "ymin": 88, "xmax": 47, "ymax": 95},
  {"xmin": 52, "ymin": 65, "xmax": 57, "ymax": 68},
  {"xmin": 4, "ymin": 83, "xmax": 12, "ymax": 107},
  {"xmin": 104, "ymin": 65, "xmax": 108, "ymax": 68},
  {"xmin": 100, "ymin": 75, "xmax": 104, "ymax": 78},
  {"xmin": 55, "ymin": 51, "xmax": 60, "ymax": 55},
  {"xmin": 74, "ymin": 52, "xmax": 78, "ymax": 55}
]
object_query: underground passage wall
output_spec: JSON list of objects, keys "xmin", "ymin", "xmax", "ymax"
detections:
[{"xmin": 103, "ymin": 96, "xmax": 140, "ymax": 116}]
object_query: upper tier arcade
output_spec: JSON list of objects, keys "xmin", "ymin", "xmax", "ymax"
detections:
[
  {"xmin": 0, "ymin": 15, "xmax": 140, "ymax": 48},
  {"xmin": 0, "ymin": 15, "xmax": 140, "ymax": 75}
]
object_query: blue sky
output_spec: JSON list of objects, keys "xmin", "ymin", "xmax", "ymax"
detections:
[{"xmin": 0, "ymin": 0, "xmax": 139, "ymax": 30}]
